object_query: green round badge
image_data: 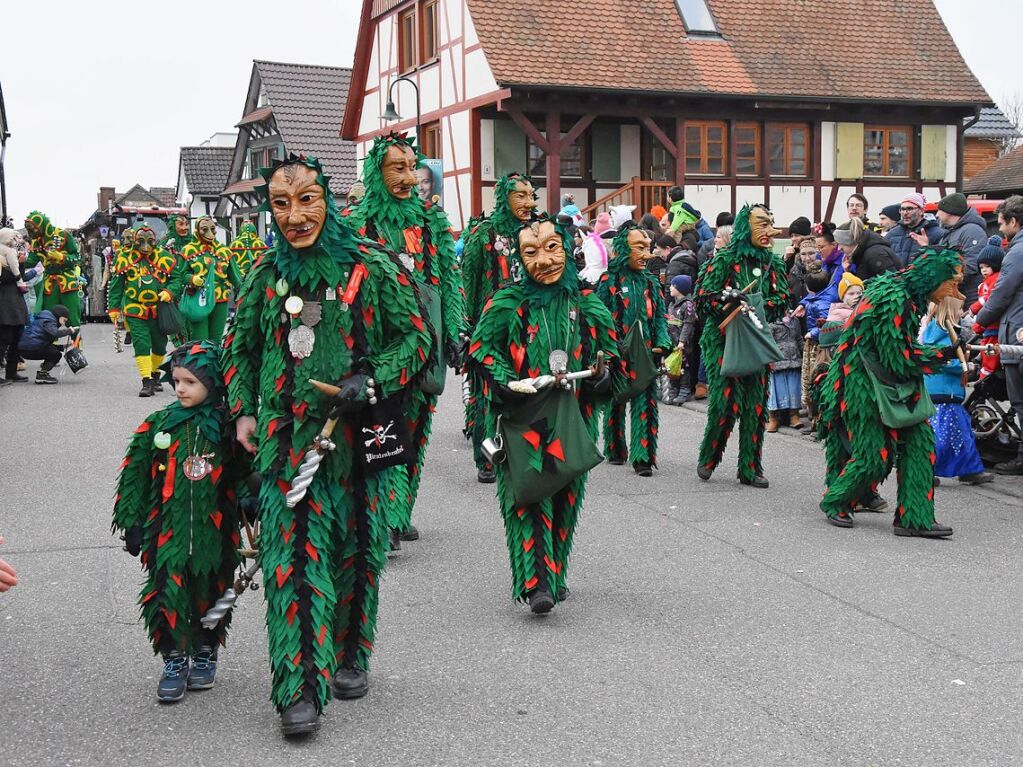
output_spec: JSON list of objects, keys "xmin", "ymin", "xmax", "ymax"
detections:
[
  {"xmin": 153, "ymin": 431, "xmax": 172, "ymax": 450},
  {"xmin": 275, "ymin": 278, "xmax": 289, "ymax": 296}
]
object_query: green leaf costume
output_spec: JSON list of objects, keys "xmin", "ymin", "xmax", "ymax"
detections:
[
  {"xmin": 341, "ymin": 133, "xmax": 466, "ymax": 534},
  {"xmin": 112, "ymin": 341, "xmax": 243, "ymax": 656},
  {"xmin": 695, "ymin": 204, "xmax": 788, "ymax": 482},
  {"xmin": 223, "ymin": 155, "xmax": 432, "ymax": 713},
  {"xmin": 460, "ymin": 173, "xmax": 537, "ymax": 470},
  {"xmin": 469, "ymin": 220, "xmax": 623, "ymax": 604},
  {"xmin": 818, "ymin": 248, "xmax": 962, "ymax": 529},
  {"xmin": 176, "ymin": 217, "xmax": 242, "ymax": 342},
  {"xmin": 25, "ymin": 210, "xmax": 82, "ymax": 325},
  {"xmin": 596, "ymin": 224, "xmax": 671, "ymax": 468},
  {"xmin": 107, "ymin": 225, "xmax": 183, "ymax": 383},
  {"xmin": 228, "ymin": 221, "xmax": 267, "ymax": 278}
]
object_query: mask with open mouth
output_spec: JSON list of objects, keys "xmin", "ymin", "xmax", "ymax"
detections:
[
  {"xmin": 626, "ymin": 229, "xmax": 653, "ymax": 270},
  {"xmin": 519, "ymin": 219, "xmax": 566, "ymax": 285},
  {"xmin": 267, "ymin": 164, "xmax": 327, "ymax": 249},
  {"xmin": 195, "ymin": 216, "xmax": 218, "ymax": 245},
  {"xmin": 749, "ymin": 206, "xmax": 781, "ymax": 249},
  {"xmin": 381, "ymin": 144, "xmax": 419, "ymax": 201}
]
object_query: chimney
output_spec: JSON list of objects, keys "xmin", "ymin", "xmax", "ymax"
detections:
[{"xmin": 98, "ymin": 186, "xmax": 116, "ymax": 212}]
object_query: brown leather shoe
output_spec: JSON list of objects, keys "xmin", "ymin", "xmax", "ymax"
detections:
[
  {"xmin": 788, "ymin": 412, "xmax": 803, "ymax": 429},
  {"xmin": 694, "ymin": 383, "xmax": 708, "ymax": 399},
  {"xmin": 766, "ymin": 415, "xmax": 780, "ymax": 433}
]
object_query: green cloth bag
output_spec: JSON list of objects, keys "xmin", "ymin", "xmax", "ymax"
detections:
[
  {"xmin": 418, "ymin": 282, "xmax": 446, "ymax": 396},
  {"xmin": 156, "ymin": 301, "xmax": 186, "ymax": 338},
  {"xmin": 179, "ymin": 279, "xmax": 215, "ymax": 323},
  {"xmin": 720, "ymin": 293, "xmax": 783, "ymax": 377},
  {"xmin": 663, "ymin": 347, "xmax": 684, "ymax": 377},
  {"xmin": 858, "ymin": 351, "xmax": 936, "ymax": 428},
  {"xmin": 499, "ymin": 388, "xmax": 604, "ymax": 507},
  {"xmin": 616, "ymin": 319, "xmax": 658, "ymax": 402}
]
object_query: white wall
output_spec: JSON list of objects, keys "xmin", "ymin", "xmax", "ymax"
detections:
[
  {"xmin": 689, "ymin": 183, "xmax": 731, "ymax": 222},
  {"xmin": 769, "ymin": 185, "xmax": 814, "ymax": 228},
  {"xmin": 820, "ymin": 122, "xmax": 836, "ymax": 182}
]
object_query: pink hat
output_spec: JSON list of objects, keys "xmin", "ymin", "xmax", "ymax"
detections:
[
  {"xmin": 592, "ymin": 212, "xmax": 612, "ymax": 235},
  {"xmin": 901, "ymin": 192, "xmax": 926, "ymax": 209}
]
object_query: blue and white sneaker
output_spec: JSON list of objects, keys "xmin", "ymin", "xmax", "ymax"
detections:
[
  {"xmin": 187, "ymin": 646, "xmax": 217, "ymax": 690},
  {"xmin": 157, "ymin": 653, "xmax": 189, "ymax": 702}
]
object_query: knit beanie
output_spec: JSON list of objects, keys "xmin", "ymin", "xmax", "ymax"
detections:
[
  {"xmin": 937, "ymin": 192, "xmax": 969, "ymax": 217},
  {"xmin": 902, "ymin": 192, "xmax": 926, "ymax": 210},
  {"xmin": 670, "ymin": 275, "xmax": 692, "ymax": 295},
  {"xmin": 788, "ymin": 216, "xmax": 812, "ymax": 236},
  {"xmin": 51, "ymin": 304, "xmax": 70, "ymax": 322},
  {"xmin": 838, "ymin": 272, "xmax": 864, "ymax": 300},
  {"xmin": 880, "ymin": 203, "xmax": 901, "ymax": 222},
  {"xmin": 977, "ymin": 243, "xmax": 1004, "ymax": 272}
]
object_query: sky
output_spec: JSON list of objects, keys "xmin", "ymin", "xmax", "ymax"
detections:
[{"xmin": 0, "ymin": 0, "xmax": 1017, "ymax": 228}]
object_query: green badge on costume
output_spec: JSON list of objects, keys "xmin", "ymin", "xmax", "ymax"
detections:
[
  {"xmin": 153, "ymin": 432, "xmax": 172, "ymax": 450},
  {"xmin": 276, "ymin": 278, "xmax": 289, "ymax": 296}
]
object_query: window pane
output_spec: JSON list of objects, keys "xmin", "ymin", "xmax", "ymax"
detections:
[
  {"xmin": 737, "ymin": 158, "xmax": 757, "ymax": 175},
  {"xmin": 686, "ymin": 158, "xmax": 702, "ymax": 173},
  {"xmin": 889, "ymin": 130, "xmax": 909, "ymax": 148},
  {"xmin": 707, "ymin": 158, "xmax": 723, "ymax": 174},
  {"xmin": 675, "ymin": 0, "xmax": 717, "ymax": 32},
  {"xmin": 790, "ymin": 159, "xmax": 806, "ymax": 175},
  {"xmin": 737, "ymin": 126, "xmax": 756, "ymax": 144},
  {"xmin": 528, "ymin": 141, "xmax": 545, "ymax": 176},
  {"xmin": 707, "ymin": 127, "xmax": 722, "ymax": 142},
  {"xmin": 769, "ymin": 158, "xmax": 784, "ymax": 176},
  {"xmin": 789, "ymin": 129, "xmax": 806, "ymax": 148},
  {"xmin": 423, "ymin": 2, "xmax": 437, "ymax": 59}
]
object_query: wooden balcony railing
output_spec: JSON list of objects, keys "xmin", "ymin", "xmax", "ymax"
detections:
[{"xmin": 578, "ymin": 178, "xmax": 673, "ymax": 222}]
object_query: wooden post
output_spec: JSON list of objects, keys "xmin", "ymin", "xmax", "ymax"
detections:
[
  {"xmin": 545, "ymin": 111, "xmax": 561, "ymax": 213},
  {"xmin": 675, "ymin": 118, "xmax": 686, "ymax": 189}
]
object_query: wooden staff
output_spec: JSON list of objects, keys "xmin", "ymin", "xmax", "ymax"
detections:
[{"xmin": 718, "ymin": 280, "xmax": 759, "ymax": 332}]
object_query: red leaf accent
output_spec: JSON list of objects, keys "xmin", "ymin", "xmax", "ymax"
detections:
[
  {"xmin": 163, "ymin": 609, "xmax": 177, "ymax": 629},
  {"xmin": 286, "ymin": 603, "xmax": 299, "ymax": 626},
  {"xmin": 158, "ymin": 528, "xmax": 173, "ymax": 547},
  {"xmin": 305, "ymin": 541, "xmax": 320, "ymax": 562},
  {"xmin": 546, "ymin": 438, "xmax": 565, "ymax": 462},
  {"xmin": 134, "ymin": 421, "xmax": 152, "ymax": 434},
  {"xmin": 276, "ymin": 564, "xmax": 294, "ymax": 588},
  {"xmin": 209, "ymin": 511, "xmax": 222, "ymax": 529},
  {"xmin": 522, "ymin": 429, "xmax": 541, "ymax": 450}
]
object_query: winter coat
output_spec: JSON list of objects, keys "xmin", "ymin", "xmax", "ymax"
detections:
[
  {"xmin": 970, "ymin": 272, "xmax": 1000, "ymax": 338},
  {"xmin": 848, "ymin": 230, "xmax": 901, "ymax": 281},
  {"xmin": 787, "ymin": 260, "xmax": 820, "ymax": 306},
  {"xmin": 667, "ymin": 294, "xmax": 697, "ymax": 348},
  {"xmin": 976, "ymin": 229, "xmax": 1023, "ymax": 361},
  {"xmin": 665, "ymin": 247, "xmax": 699, "ymax": 283},
  {"xmin": 939, "ymin": 207, "xmax": 987, "ymax": 304},
  {"xmin": 922, "ymin": 321, "xmax": 965, "ymax": 403},
  {"xmin": 769, "ymin": 316, "xmax": 803, "ymax": 370},
  {"xmin": 887, "ymin": 217, "xmax": 944, "ymax": 267},
  {"xmin": 0, "ymin": 236, "xmax": 28, "ymax": 327},
  {"xmin": 801, "ymin": 290, "xmax": 833, "ymax": 341},
  {"xmin": 18, "ymin": 309, "xmax": 72, "ymax": 351}
]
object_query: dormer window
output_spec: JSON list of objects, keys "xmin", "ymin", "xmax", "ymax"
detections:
[{"xmin": 675, "ymin": 0, "xmax": 718, "ymax": 35}]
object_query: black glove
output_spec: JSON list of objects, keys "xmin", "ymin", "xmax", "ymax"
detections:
[
  {"xmin": 446, "ymin": 338, "xmax": 468, "ymax": 369},
  {"xmin": 329, "ymin": 374, "xmax": 374, "ymax": 415},
  {"xmin": 123, "ymin": 524, "xmax": 143, "ymax": 557},
  {"xmin": 582, "ymin": 366, "xmax": 612, "ymax": 394}
]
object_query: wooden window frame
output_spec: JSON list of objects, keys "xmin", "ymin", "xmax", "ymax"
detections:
[
  {"xmin": 734, "ymin": 121, "xmax": 761, "ymax": 177},
  {"xmin": 420, "ymin": 121, "xmax": 441, "ymax": 159},
  {"xmin": 863, "ymin": 124, "xmax": 914, "ymax": 178},
  {"xmin": 685, "ymin": 120, "xmax": 728, "ymax": 176},
  {"xmin": 420, "ymin": 0, "xmax": 439, "ymax": 65},
  {"xmin": 398, "ymin": 6, "xmax": 417, "ymax": 74},
  {"xmin": 526, "ymin": 130, "xmax": 587, "ymax": 179},
  {"xmin": 766, "ymin": 122, "xmax": 810, "ymax": 178}
]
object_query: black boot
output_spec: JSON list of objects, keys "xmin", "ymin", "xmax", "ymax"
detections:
[
  {"xmin": 994, "ymin": 445, "xmax": 1023, "ymax": 476},
  {"xmin": 388, "ymin": 528, "xmax": 401, "ymax": 553},
  {"xmin": 893, "ymin": 518, "xmax": 953, "ymax": 538},
  {"xmin": 697, "ymin": 463, "xmax": 713, "ymax": 481},
  {"xmin": 280, "ymin": 695, "xmax": 320, "ymax": 736},
  {"xmin": 150, "ymin": 375, "xmax": 164, "ymax": 393},
  {"xmin": 477, "ymin": 465, "xmax": 496, "ymax": 483},
  {"xmin": 400, "ymin": 524, "xmax": 419, "ymax": 542},
  {"xmin": 332, "ymin": 667, "xmax": 369, "ymax": 699},
  {"xmin": 528, "ymin": 588, "xmax": 554, "ymax": 614},
  {"xmin": 739, "ymin": 474, "xmax": 769, "ymax": 489},
  {"xmin": 139, "ymin": 377, "xmax": 154, "ymax": 397},
  {"xmin": 633, "ymin": 461, "xmax": 653, "ymax": 477}
]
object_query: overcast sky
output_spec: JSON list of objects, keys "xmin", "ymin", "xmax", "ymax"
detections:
[{"xmin": 0, "ymin": 0, "xmax": 1016, "ymax": 228}]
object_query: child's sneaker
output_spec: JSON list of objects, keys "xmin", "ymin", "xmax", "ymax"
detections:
[
  {"xmin": 187, "ymin": 646, "xmax": 217, "ymax": 690},
  {"xmin": 157, "ymin": 652, "xmax": 189, "ymax": 702},
  {"xmin": 35, "ymin": 370, "xmax": 57, "ymax": 385}
]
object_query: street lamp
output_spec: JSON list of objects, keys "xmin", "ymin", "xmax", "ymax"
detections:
[{"xmin": 381, "ymin": 75, "xmax": 421, "ymax": 139}]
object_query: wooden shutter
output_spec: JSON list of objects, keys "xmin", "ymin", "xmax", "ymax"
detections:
[
  {"xmin": 835, "ymin": 122, "xmax": 864, "ymax": 180},
  {"xmin": 920, "ymin": 125, "xmax": 948, "ymax": 181}
]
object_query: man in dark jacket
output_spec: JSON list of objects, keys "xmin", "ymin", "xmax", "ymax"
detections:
[
  {"xmin": 18, "ymin": 304, "xmax": 76, "ymax": 383},
  {"xmin": 834, "ymin": 219, "xmax": 900, "ymax": 281},
  {"xmin": 887, "ymin": 193, "xmax": 944, "ymax": 267},
  {"xmin": 666, "ymin": 231, "xmax": 700, "ymax": 284},
  {"xmin": 976, "ymin": 195, "xmax": 1023, "ymax": 475},
  {"xmin": 936, "ymin": 192, "xmax": 986, "ymax": 305}
]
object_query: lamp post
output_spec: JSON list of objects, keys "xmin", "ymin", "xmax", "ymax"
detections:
[{"xmin": 381, "ymin": 75, "xmax": 421, "ymax": 140}]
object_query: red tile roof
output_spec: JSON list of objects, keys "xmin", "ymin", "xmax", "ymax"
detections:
[
  {"xmin": 964, "ymin": 145, "xmax": 1023, "ymax": 195},
  {"xmin": 464, "ymin": 0, "xmax": 990, "ymax": 105}
]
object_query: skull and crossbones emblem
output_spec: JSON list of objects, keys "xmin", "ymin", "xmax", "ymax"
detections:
[{"xmin": 362, "ymin": 421, "xmax": 397, "ymax": 448}]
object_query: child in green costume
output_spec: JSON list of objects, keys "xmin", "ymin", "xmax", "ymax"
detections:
[
  {"xmin": 224, "ymin": 155, "xmax": 431, "ymax": 735},
  {"xmin": 112, "ymin": 341, "xmax": 244, "ymax": 703},
  {"xmin": 228, "ymin": 220, "xmax": 267, "ymax": 279},
  {"xmin": 341, "ymin": 132, "xmax": 466, "ymax": 545},
  {"xmin": 596, "ymin": 223, "xmax": 671, "ymax": 476},
  {"xmin": 470, "ymin": 217, "xmax": 623, "ymax": 613}
]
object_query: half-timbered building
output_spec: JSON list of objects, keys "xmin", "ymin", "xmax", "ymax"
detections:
[{"xmin": 342, "ymin": 0, "xmax": 992, "ymax": 230}]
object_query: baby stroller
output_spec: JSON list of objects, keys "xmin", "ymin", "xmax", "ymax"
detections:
[{"xmin": 964, "ymin": 364, "xmax": 1021, "ymax": 467}]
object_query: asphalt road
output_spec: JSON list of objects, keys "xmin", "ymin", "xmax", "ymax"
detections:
[{"xmin": 1, "ymin": 325, "xmax": 1022, "ymax": 767}]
